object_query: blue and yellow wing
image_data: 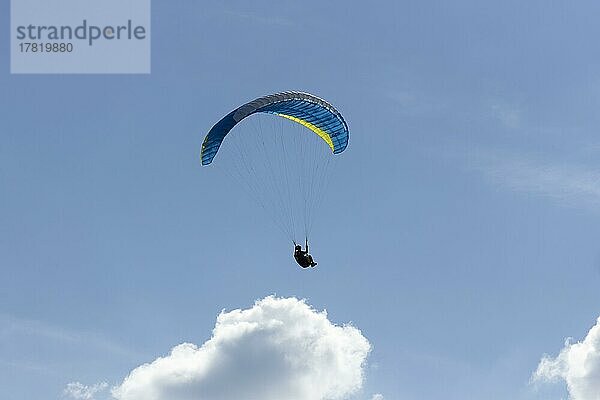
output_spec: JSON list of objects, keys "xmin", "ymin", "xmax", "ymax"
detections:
[{"xmin": 201, "ymin": 91, "xmax": 349, "ymax": 165}]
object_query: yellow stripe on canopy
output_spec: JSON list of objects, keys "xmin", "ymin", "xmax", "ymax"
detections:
[{"xmin": 276, "ymin": 113, "xmax": 335, "ymax": 152}]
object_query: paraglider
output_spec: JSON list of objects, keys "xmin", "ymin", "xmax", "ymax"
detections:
[
  {"xmin": 293, "ymin": 239, "xmax": 317, "ymax": 269},
  {"xmin": 201, "ymin": 91, "xmax": 349, "ymax": 268}
]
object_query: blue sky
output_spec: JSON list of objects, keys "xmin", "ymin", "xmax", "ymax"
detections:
[{"xmin": 2, "ymin": 1, "xmax": 600, "ymax": 399}]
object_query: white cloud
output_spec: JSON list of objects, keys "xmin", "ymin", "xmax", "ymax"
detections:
[
  {"xmin": 63, "ymin": 382, "xmax": 108, "ymax": 400},
  {"xmin": 533, "ymin": 317, "xmax": 600, "ymax": 399},
  {"xmin": 111, "ymin": 296, "xmax": 371, "ymax": 400},
  {"xmin": 371, "ymin": 394, "xmax": 384, "ymax": 400}
]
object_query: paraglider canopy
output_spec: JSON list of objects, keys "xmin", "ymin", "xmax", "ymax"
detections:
[{"xmin": 201, "ymin": 91, "xmax": 349, "ymax": 166}]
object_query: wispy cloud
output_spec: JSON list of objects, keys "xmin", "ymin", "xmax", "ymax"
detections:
[
  {"xmin": 489, "ymin": 101, "xmax": 522, "ymax": 129},
  {"xmin": 0, "ymin": 358, "xmax": 57, "ymax": 375},
  {"xmin": 469, "ymin": 151, "xmax": 600, "ymax": 213},
  {"xmin": 0, "ymin": 313, "xmax": 139, "ymax": 361},
  {"xmin": 63, "ymin": 382, "xmax": 108, "ymax": 400},
  {"xmin": 223, "ymin": 10, "xmax": 296, "ymax": 27}
]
